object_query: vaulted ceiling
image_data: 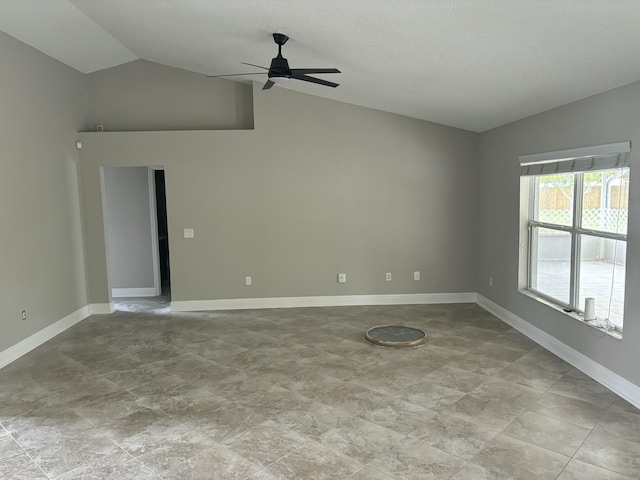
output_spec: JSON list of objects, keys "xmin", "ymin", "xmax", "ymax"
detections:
[{"xmin": 2, "ymin": 0, "xmax": 640, "ymax": 132}]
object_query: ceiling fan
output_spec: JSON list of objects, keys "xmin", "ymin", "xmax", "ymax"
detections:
[{"xmin": 208, "ymin": 33, "xmax": 341, "ymax": 90}]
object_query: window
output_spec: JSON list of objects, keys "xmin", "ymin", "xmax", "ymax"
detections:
[{"xmin": 519, "ymin": 142, "xmax": 630, "ymax": 333}]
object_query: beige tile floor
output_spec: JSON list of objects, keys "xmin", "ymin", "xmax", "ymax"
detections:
[{"xmin": 1, "ymin": 299, "xmax": 639, "ymax": 479}]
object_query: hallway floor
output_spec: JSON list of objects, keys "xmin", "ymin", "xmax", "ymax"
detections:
[{"xmin": 1, "ymin": 301, "xmax": 638, "ymax": 479}]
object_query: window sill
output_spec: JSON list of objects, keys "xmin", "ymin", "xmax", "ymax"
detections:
[{"xmin": 519, "ymin": 289, "xmax": 622, "ymax": 340}]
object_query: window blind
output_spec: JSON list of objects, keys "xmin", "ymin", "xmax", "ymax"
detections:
[{"xmin": 519, "ymin": 141, "xmax": 631, "ymax": 176}]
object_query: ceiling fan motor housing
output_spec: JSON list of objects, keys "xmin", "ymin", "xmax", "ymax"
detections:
[
  {"xmin": 269, "ymin": 33, "xmax": 291, "ymax": 79},
  {"xmin": 269, "ymin": 54, "xmax": 291, "ymax": 79}
]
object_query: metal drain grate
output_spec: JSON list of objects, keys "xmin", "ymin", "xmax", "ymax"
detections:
[{"xmin": 363, "ymin": 325, "xmax": 430, "ymax": 348}]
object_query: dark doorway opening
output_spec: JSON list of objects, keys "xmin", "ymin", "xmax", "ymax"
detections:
[{"xmin": 155, "ymin": 170, "xmax": 171, "ymax": 295}]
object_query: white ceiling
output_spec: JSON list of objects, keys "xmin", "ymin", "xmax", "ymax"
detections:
[{"xmin": 2, "ymin": 0, "xmax": 640, "ymax": 132}]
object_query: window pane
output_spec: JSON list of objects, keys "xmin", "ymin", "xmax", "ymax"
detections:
[
  {"xmin": 578, "ymin": 234, "xmax": 625, "ymax": 328},
  {"xmin": 535, "ymin": 174, "xmax": 574, "ymax": 226},
  {"xmin": 581, "ymin": 168, "xmax": 629, "ymax": 234},
  {"xmin": 530, "ymin": 226, "xmax": 571, "ymax": 304}
]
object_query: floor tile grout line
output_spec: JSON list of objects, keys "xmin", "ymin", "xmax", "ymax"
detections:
[
  {"xmin": 566, "ymin": 428, "xmax": 629, "ymax": 478},
  {"xmin": 0, "ymin": 422, "xmax": 43, "ymax": 477},
  {"xmin": 569, "ymin": 428, "xmax": 595, "ymax": 462},
  {"xmin": 494, "ymin": 414, "xmax": 576, "ymax": 459},
  {"xmin": 20, "ymin": 447, "xmax": 52, "ymax": 479},
  {"xmin": 571, "ymin": 428, "xmax": 640, "ymax": 479}
]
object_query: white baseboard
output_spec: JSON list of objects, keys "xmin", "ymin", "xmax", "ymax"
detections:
[
  {"xmin": 90, "ymin": 302, "xmax": 115, "ymax": 314},
  {"xmin": 112, "ymin": 287, "xmax": 158, "ymax": 298},
  {"xmin": 477, "ymin": 294, "xmax": 640, "ymax": 409},
  {"xmin": 171, "ymin": 292, "xmax": 477, "ymax": 312},
  {"xmin": 0, "ymin": 306, "xmax": 91, "ymax": 370}
]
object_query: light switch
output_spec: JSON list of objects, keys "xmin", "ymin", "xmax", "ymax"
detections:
[{"xmin": 184, "ymin": 228, "xmax": 194, "ymax": 238}]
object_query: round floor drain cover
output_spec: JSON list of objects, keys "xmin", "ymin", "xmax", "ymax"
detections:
[{"xmin": 363, "ymin": 325, "xmax": 430, "ymax": 348}]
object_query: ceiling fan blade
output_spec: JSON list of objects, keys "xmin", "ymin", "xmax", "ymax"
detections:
[
  {"xmin": 290, "ymin": 73, "xmax": 339, "ymax": 88},
  {"xmin": 262, "ymin": 80, "xmax": 275, "ymax": 90},
  {"xmin": 290, "ymin": 68, "xmax": 341, "ymax": 75},
  {"xmin": 241, "ymin": 62, "xmax": 269, "ymax": 70},
  {"xmin": 207, "ymin": 72, "xmax": 266, "ymax": 78}
]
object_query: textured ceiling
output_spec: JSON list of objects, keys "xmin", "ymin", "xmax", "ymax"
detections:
[{"xmin": 2, "ymin": 0, "xmax": 640, "ymax": 132}]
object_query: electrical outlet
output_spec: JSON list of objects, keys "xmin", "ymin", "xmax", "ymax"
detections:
[
  {"xmin": 489, "ymin": 276, "xmax": 493, "ymax": 287},
  {"xmin": 245, "ymin": 276, "xmax": 252, "ymax": 286},
  {"xmin": 337, "ymin": 273, "xmax": 347, "ymax": 283},
  {"xmin": 21, "ymin": 310, "xmax": 26, "ymax": 321},
  {"xmin": 183, "ymin": 228, "xmax": 194, "ymax": 238},
  {"xmin": 414, "ymin": 271, "xmax": 420, "ymax": 281},
  {"xmin": 386, "ymin": 272, "xmax": 392, "ymax": 281}
]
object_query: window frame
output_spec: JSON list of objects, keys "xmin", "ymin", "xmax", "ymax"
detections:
[
  {"xmin": 518, "ymin": 142, "xmax": 631, "ymax": 336},
  {"xmin": 525, "ymin": 172, "xmax": 628, "ymax": 328}
]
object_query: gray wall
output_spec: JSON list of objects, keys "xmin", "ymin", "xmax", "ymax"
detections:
[
  {"xmin": 103, "ymin": 166, "xmax": 156, "ymax": 293},
  {"xmin": 478, "ymin": 80, "xmax": 640, "ymax": 386},
  {"xmin": 85, "ymin": 60, "xmax": 254, "ymax": 132},
  {"xmin": 78, "ymin": 81, "xmax": 479, "ymax": 304},
  {"xmin": 0, "ymin": 31, "xmax": 89, "ymax": 352}
]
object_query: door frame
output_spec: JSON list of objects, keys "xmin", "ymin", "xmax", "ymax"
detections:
[{"xmin": 148, "ymin": 166, "xmax": 164, "ymax": 296}]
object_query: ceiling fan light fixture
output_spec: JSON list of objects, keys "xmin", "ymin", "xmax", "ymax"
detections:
[{"xmin": 269, "ymin": 76, "xmax": 290, "ymax": 83}]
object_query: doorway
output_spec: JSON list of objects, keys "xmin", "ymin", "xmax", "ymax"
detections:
[
  {"xmin": 154, "ymin": 169, "xmax": 171, "ymax": 296},
  {"xmin": 102, "ymin": 166, "xmax": 171, "ymax": 305}
]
